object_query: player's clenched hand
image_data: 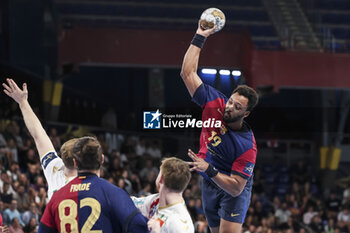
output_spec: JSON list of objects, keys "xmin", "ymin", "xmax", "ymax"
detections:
[
  {"xmin": 196, "ymin": 20, "xmax": 217, "ymax": 38},
  {"xmin": 2, "ymin": 78, "xmax": 28, "ymax": 105},
  {"xmin": 187, "ymin": 149, "xmax": 209, "ymax": 172},
  {"xmin": 148, "ymin": 217, "xmax": 161, "ymax": 233}
]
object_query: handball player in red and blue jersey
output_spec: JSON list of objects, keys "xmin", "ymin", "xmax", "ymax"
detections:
[
  {"xmin": 181, "ymin": 22, "xmax": 259, "ymax": 233},
  {"xmin": 38, "ymin": 137, "xmax": 149, "ymax": 233}
]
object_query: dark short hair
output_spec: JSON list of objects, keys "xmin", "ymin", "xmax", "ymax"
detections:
[
  {"xmin": 232, "ymin": 85, "xmax": 259, "ymax": 112},
  {"xmin": 73, "ymin": 136, "xmax": 102, "ymax": 170}
]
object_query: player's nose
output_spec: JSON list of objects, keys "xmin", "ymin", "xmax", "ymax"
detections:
[{"xmin": 225, "ymin": 104, "xmax": 233, "ymax": 111}]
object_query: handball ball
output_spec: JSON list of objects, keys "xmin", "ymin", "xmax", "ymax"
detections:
[{"xmin": 200, "ymin": 8, "xmax": 226, "ymax": 33}]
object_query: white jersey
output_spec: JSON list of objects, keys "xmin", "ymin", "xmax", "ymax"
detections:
[
  {"xmin": 40, "ymin": 151, "xmax": 74, "ymax": 200},
  {"xmin": 132, "ymin": 194, "xmax": 194, "ymax": 233}
]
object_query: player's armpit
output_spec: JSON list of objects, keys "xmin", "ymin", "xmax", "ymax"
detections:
[{"xmin": 38, "ymin": 222, "xmax": 58, "ymax": 233}]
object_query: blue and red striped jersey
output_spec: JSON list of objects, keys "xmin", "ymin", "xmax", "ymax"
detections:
[
  {"xmin": 192, "ymin": 83, "xmax": 257, "ymax": 185},
  {"xmin": 38, "ymin": 173, "xmax": 149, "ymax": 233}
]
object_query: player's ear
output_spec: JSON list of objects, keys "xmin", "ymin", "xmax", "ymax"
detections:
[
  {"xmin": 73, "ymin": 159, "xmax": 78, "ymax": 168},
  {"xmin": 159, "ymin": 173, "xmax": 164, "ymax": 184},
  {"xmin": 101, "ymin": 154, "xmax": 105, "ymax": 164},
  {"xmin": 244, "ymin": 111, "xmax": 250, "ymax": 118}
]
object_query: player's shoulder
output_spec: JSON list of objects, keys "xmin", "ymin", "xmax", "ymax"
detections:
[
  {"xmin": 97, "ymin": 177, "xmax": 129, "ymax": 196},
  {"xmin": 231, "ymin": 122, "xmax": 255, "ymax": 144},
  {"xmin": 203, "ymin": 83, "xmax": 228, "ymax": 101},
  {"xmin": 144, "ymin": 193, "xmax": 159, "ymax": 201},
  {"xmin": 97, "ymin": 177, "xmax": 118, "ymax": 189},
  {"xmin": 132, "ymin": 192, "xmax": 159, "ymax": 202}
]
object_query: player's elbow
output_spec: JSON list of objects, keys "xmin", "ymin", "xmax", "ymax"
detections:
[
  {"xmin": 31, "ymin": 132, "xmax": 41, "ymax": 141},
  {"xmin": 229, "ymin": 187, "xmax": 243, "ymax": 197},
  {"xmin": 31, "ymin": 129, "xmax": 46, "ymax": 141},
  {"xmin": 180, "ymin": 70, "xmax": 188, "ymax": 80},
  {"xmin": 226, "ymin": 174, "xmax": 247, "ymax": 197},
  {"xmin": 180, "ymin": 66, "xmax": 194, "ymax": 80},
  {"xmin": 228, "ymin": 182, "xmax": 245, "ymax": 197}
]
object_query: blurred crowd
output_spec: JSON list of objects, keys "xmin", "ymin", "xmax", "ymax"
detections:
[
  {"xmin": 1, "ymin": 119, "xmax": 350, "ymax": 233},
  {"xmin": 240, "ymin": 160, "xmax": 350, "ymax": 233},
  {"xmin": 0, "ymin": 119, "xmax": 179, "ymax": 233}
]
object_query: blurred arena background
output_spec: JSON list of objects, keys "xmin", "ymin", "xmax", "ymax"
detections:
[{"xmin": 1, "ymin": 0, "xmax": 350, "ymax": 232}]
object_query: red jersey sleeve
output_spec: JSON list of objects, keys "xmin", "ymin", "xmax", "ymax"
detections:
[
  {"xmin": 231, "ymin": 137, "xmax": 257, "ymax": 179},
  {"xmin": 40, "ymin": 200, "xmax": 56, "ymax": 230}
]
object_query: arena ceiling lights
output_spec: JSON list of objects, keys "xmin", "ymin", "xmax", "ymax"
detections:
[
  {"xmin": 201, "ymin": 68, "xmax": 217, "ymax": 75},
  {"xmin": 201, "ymin": 68, "xmax": 242, "ymax": 77}
]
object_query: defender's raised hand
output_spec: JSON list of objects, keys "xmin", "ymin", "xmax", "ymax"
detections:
[
  {"xmin": 2, "ymin": 77, "xmax": 55, "ymax": 158},
  {"xmin": 2, "ymin": 78, "xmax": 28, "ymax": 105},
  {"xmin": 187, "ymin": 149, "xmax": 209, "ymax": 172}
]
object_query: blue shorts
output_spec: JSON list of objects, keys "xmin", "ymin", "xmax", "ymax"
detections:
[{"xmin": 201, "ymin": 179, "xmax": 251, "ymax": 227}]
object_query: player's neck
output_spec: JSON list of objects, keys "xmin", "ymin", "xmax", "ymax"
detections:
[
  {"xmin": 64, "ymin": 168, "xmax": 78, "ymax": 178},
  {"xmin": 227, "ymin": 120, "xmax": 243, "ymax": 131},
  {"xmin": 159, "ymin": 188, "xmax": 183, "ymax": 208},
  {"xmin": 77, "ymin": 169, "xmax": 100, "ymax": 177}
]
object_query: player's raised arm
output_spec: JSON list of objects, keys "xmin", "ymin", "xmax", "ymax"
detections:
[
  {"xmin": 2, "ymin": 78, "xmax": 54, "ymax": 158},
  {"xmin": 180, "ymin": 22, "xmax": 216, "ymax": 97}
]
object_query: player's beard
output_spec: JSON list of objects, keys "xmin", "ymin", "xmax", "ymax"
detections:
[{"xmin": 223, "ymin": 111, "xmax": 245, "ymax": 123}]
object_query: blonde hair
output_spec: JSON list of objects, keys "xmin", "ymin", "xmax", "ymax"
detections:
[
  {"xmin": 60, "ymin": 138, "xmax": 79, "ymax": 169},
  {"xmin": 160, "ymin": 157, "xmax": 191, "ymax": 192}
]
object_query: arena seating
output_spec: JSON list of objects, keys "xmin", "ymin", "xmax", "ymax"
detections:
[
  {"xmin": 56, "ymin": 0, "xmax": 280, "ymax": 50},
  {"xmin": 309, "ymin": 0, "xmax": 350, "ymax": 52}
]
